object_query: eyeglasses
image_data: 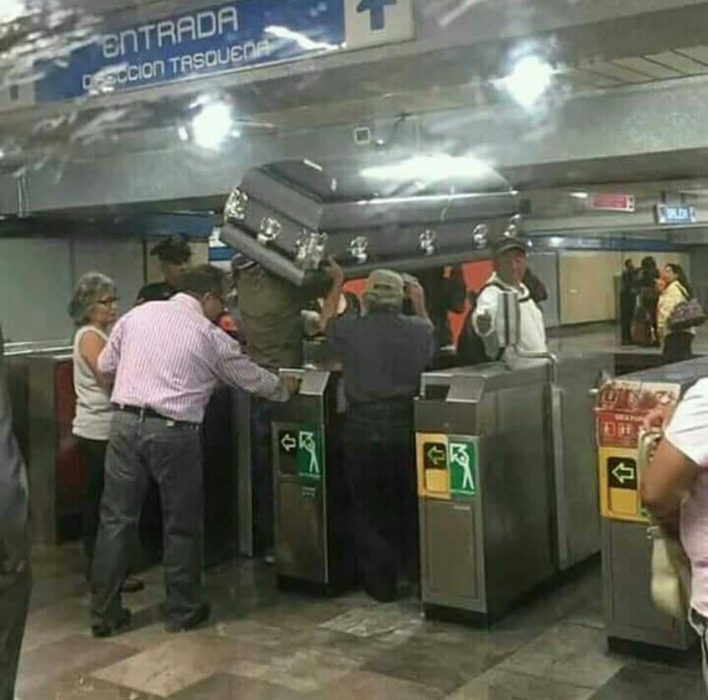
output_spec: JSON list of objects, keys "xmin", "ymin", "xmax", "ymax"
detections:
[{"xmin": 96, "ymin": 297, "xmax": 119, "ymax": 306}]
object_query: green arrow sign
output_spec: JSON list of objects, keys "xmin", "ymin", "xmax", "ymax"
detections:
[
  {"xmin": 297, "ymin": 428, "xmax": 323, "ymax": 482},
  {"xmin": 449, "ymin": 439, "xmax": 477, "ymax": 498}
]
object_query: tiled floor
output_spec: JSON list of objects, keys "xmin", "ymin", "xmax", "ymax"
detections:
[{"xmin": 14, "ymin": 544, "xmax": 705, "ymax": 699}]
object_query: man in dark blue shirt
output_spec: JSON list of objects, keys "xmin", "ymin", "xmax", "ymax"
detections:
[{"xmin": 321, "ymin": 261, "xmax": 433, "ymax": 601}]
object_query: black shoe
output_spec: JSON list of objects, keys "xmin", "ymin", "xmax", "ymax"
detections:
[
  {"xmin": 364, "ymin": 581, "xmax": 397, "ymax": 604},
  {"xmin": 91, "ymin": 609, "xmax": 132, "ymax": 638},
  {"xmin": 165, "ymin": 603, "xmax": 211, "ymax": 633},
  {"xmin": 121, "ymin": 577, "xmax": 145, "ymax": 593}
]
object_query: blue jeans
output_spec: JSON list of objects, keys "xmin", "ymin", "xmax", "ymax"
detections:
[{"xmin": 90, "ymin": 411, "xmax": 205, "ymax": 628}]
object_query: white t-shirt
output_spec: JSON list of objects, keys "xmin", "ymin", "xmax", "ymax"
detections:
[
  {"xmin": 665, "ymin": 377, "xmax": 708, "ymax": 616},
  {"xmin": 472, "ymin": 273, "xmax": 547, "ymax": 359}
]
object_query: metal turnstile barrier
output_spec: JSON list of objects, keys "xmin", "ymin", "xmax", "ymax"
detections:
[
  {"xmin": 416, "ymin": 352, "xmax": 612, "ymax": 625},
  {"xmin": 271, "ymin": 369, "xmax": 354, "ymax": 594},
  {"xmin": 416, "ymin": 363, "xmax": 556, "ymax": 624},
  {"xmin": 595, "ymin": 359, "xmax": 708, "ymax": 656}
]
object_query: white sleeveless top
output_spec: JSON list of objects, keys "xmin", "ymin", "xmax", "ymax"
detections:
[{"xmin": 72, "ymin": 326, "xmax": 113, "ymax": 441}]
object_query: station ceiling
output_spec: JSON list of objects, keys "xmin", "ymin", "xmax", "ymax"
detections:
[{"xmin": 2, "ymin": 0, "xmax": 708, "ymax": 214}]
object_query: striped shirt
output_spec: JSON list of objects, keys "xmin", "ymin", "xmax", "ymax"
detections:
[{"xmin": 98, "ymin": 293, "xmax": 289, "ymax": 423}]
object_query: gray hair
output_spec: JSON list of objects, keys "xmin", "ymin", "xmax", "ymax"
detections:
[{"xmin": 68, "ymin": 272, "xmax": 117, "ymax": 326}]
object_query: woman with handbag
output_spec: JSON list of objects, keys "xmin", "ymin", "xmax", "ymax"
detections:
[{"xmin": 657, "ymin": 264, "xmax": 697, "ymax": 363}]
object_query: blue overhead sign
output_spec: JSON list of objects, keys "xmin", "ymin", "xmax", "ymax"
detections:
[
  {"xmin": 35, "ymin": 0, "xmax": 414, "ymax": 103},
  {"xmin": 656, "ymin": 204, "xmax": 696, "ymax": 226}
]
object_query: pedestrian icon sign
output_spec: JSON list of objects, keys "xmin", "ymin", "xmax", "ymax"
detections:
[
  {"xmin": 449, "ymin": 439, "xmax": 477, "ymax": 498},
  {"xmin": 296, "ymin": 427, "xmax": 323, "ymax": 482}
]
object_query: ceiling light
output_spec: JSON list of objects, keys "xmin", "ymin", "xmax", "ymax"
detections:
[
  {"xmin": 500, "ymin": 56, "xmax": 554, "ymax": 108},
  {"xmin": 0, "ymin": 0, "xmax": 26, "ymax": 23},
  {"xmin": 191, "ymin": 100, "xmax": 235, "ymax": 150},
  {"xmin": 361, "ymin": 155, "xmax": 492, "ymax": 181}
]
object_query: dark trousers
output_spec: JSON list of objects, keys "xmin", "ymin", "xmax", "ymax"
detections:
[
  {"xmin": 343, "ymin": 401, "xmax": 418, "ymax": 601},
  {"xmin": 663, "ymin": 332, "xmax": 693, "ymax": 364},
  {"xmin": 90, "ymin": 411, "xmax": 204, "ymax": 627},
  {"xmin": 620, "ymin": 296, "xmax": 635, "ymax": 344},
  {"xmin": 251, "ymin": 398, "xmax": 276, "ymax": 555},
  {"xmin": 0, "ymin": 565, "xmax": 30, "ymax": 700},
  {"xmin": 76, "ymin": 437, "xmax": 107, "ymax": 569}
]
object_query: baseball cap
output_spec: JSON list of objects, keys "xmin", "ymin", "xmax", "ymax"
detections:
[
  {"xmin": 364, "ymin": 269, "xmax": 404, "ymax": 305},
  {"xmin": 491, "ymin": 236, "xmax": 527, "ymax": 258}
]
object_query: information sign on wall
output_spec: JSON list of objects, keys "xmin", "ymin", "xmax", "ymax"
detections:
[{"xmin": 35, "ymin": 0, "xmax": 415, "ymax": 103}]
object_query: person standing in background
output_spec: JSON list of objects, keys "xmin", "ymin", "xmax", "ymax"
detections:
[
  {"xmin": 135, "ymin": 234, "xmax": 193, "ymax": 304},
  {"xmin": 69, "ymin": 273, "xmax": 143, "ymax": 592},
  {"xmin": 412, "ymin": 266, "xmax": 466, "ymax": 351},
  {"xmin": 657, "ymin": 263, "xmax": 695, "ymax": 363},
  {"xmin": 0, "ymin": 325, "xmax": 30, "ymax": 700},
  {"xmin": 620, "ymin": 259, "xmax": 638, "ymax": 345},
  {"xmin": 636, "ymin": 256, "xmax": 660, "ymax": 346},
  {"xmin": 473, "ymin": 237, "xmax": 547, "ymax": 359},
  {"xmin": 523, "ymin": 267, "xmax": 548, "ymax": 305}
]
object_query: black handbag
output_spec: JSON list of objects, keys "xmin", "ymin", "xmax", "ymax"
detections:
[{"xmin": 668, "ymin": 294, "xmax": 706, "ymax": 331}]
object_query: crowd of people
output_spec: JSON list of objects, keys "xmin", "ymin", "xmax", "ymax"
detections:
[
  {"xmin": 620, "ymin": 256, "xmax": 699, "ymax": 362},
  {"xmin": 0, "ymin": 233, "xmax": 551, "ymax": 696}
]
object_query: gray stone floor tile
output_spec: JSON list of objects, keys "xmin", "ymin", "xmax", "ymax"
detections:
[
  {"xmin": 171, "ymin": 672, "xmax": 306, "ymax": 699},
  {"xmin": 16, "ymin": 633, "xmax": 137, "ymax": 699},
  {"xmin": 588, "ymin": 662, "xmax": 705, "ymax": 699},
  {"xmin": 363, "ymin": 622, "xmax": 528, "ymax": 694},
  {"xmin": 20, "ymin": 598, "xmax": 89, "ymax": 653},
  {"xmin": 224, "ymin": 645, "xmax": 364, "ymax": 694},
  {"xmin": 92, "ymin": 633, "xmax": 251, "ymax": 697},
  {"xmin": 308, "ymin": 669, "xmax": 445, "ymax": 700},
  {"xmin": 446, "ymin": 668, "xmax": 596, "ymax": 700},
  {"xmin": 496, "ymin": 623, "xmax": 624, "ymax": 689},
  {"xmin": 319, "ymin": 602, "xmax": 423, "ymax": 638},
  {"xmin": 21, "ymin": 675, "xmax": 160, "ymax": 700}
]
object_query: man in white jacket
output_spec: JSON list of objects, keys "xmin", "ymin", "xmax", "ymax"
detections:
[{"xmin": 472, "ymin": 237, "xmax": 547, "ymax": 360}]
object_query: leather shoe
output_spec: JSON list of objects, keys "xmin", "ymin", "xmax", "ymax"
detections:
[
  {"xmin": 121, "ymin": 577, "xmax": 145, "ymax": 593},
  {"xmin": 91, "ymin": 608, "xmax": 131, "ymax": 638},
  {"xmin": 165, "ymin": 603, "xmax": 211, "ymax": 633}
]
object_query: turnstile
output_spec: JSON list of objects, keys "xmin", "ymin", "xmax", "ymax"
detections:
[
  {"xmin": 416, "ymin": 361, "xmax": 556, "ymax": 624},
  {"xmin": 271, "ymin": 369, "xmax": 354, "ymax": 594},
  {"xmin": 596, "ymin": 358, "xmax": 708, "ymax": 656},
  {"xmin": 416, "ymin": 352, "xmax": 611, "ymax": 624}
]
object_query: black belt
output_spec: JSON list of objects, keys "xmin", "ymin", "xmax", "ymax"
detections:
[{"xmin": 114, "ymin": 404, "xmax": 198, "ymax": 426}]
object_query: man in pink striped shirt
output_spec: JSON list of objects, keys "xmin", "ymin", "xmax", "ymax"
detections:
[{"xmin": 90, "ymin": 265, "xmax": 294, "ymax": 637}]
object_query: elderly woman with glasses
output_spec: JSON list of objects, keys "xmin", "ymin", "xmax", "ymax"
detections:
[{"xmin": 68, "ymin": 273, "xmax": 143, "ymax": 592}]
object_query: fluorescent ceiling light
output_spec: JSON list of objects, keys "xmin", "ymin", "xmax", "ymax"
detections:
[
  {"xmin": 191, "ymin": 100, "xmax": 236, "ymax": 150},
  {"xmin": 499, "ymin": 56, "xmax": 554, "ymax": 108},
  {"xmin": 361, "ymin": 155, "xmax": 493, "ymax": 181}
]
